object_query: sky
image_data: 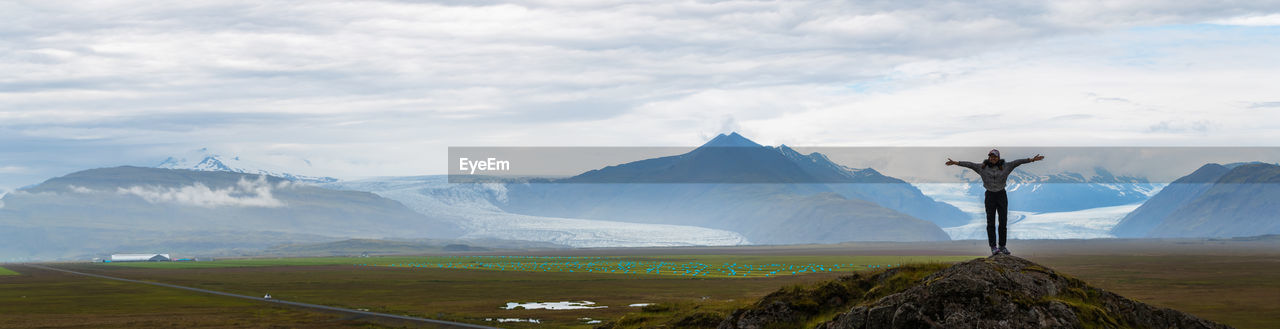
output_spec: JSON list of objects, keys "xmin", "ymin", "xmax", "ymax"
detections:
[{"xmin": 3, "ymin": 1, "xmax": 1280, "ymax": 190}]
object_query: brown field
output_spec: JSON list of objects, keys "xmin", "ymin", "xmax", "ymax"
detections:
[
  {"xmin": 0, "ymin": 265, "xmax": 393, "ymax": 328},
  {"xmin": 2, "ymin": 238, "xmax": 1277, "ymax": 329},
  {"xmin": 39, "ymin": 262, "xmax": 850, "ymax": 328}
]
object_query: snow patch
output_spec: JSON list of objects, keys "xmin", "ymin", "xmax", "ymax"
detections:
[
  {"xmin": 504, "ymin": 301, "xmax": 607, "ymax": 310},
  {"xmin": 158, "ymin": 148, "xmax": 337, "ymax": 183},
  {"xmin": 486, "ymin": 318, "xmax": 541, "ymax": 323}
]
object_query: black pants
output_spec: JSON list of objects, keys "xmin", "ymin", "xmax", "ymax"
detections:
[{"xmin": 984, "ymin": 190, "xmax": 1009, "ymax": 248}]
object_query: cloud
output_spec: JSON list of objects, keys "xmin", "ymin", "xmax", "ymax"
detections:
[
  {"xmin": 67, "ymin": 185, "xmax": 92, "ymax": 193},
  {"xmin": 1209, "ymin": 13, "xmax": 1280, "ymax": 26},
  {"xmin": 1147, "ymin": 120, "xmax": 1213, "ymax": 134},
  {"xmin": 1249, "ymin": 101, "xmax": 1280, "ymax": 109},
  {"xmin": 116, "ymin": 176, "xmax": 285, "ymax": 208},
  {"xmin": 0, "ymin": 1, "xmax": 1278, "ymax": 186}
]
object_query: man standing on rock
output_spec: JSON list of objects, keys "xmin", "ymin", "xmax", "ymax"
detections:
[{"xmin": 946, "ymin": 149, "xmax": 1044, "ymax": 256}]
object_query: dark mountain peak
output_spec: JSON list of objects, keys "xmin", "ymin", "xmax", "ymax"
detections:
[
  {"xmin": 701, "ymin": 132, "xmax": 762, "ymax": 148},
  {"xmin": 1092, "ymin": 166, "xmax": 1115, "ymax": 180},
  {"xmin": 1223, "ymin": 161, "xmax": 1272, "ymax": 169},
  {"xmin": 1171, "ymin": 163, "xmax": 1232, "ymax": 184},
  {"xmin": 1216, "ymin": 162, "xmax": 1280, "ymax": 184},
  {"xmin": 566, "ymin": 132, "xmax": 811, "ymax": 183},
  {"xmin": 1197, "ymin": 163, "xmax": 1227, "ymax": 170},
  {"xmin": 720, "ymin": 255, "xmax": 1231, "ymax": 329}
]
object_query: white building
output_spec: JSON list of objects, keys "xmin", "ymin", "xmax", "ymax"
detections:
[{"xmin": 110, "ymin": 253, "xmax": 171, "ymax": 262}]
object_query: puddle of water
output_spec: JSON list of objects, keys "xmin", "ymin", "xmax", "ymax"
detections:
[{"xmin": 503, "ymin": 301, "xmax": 608, "ymax": 310}]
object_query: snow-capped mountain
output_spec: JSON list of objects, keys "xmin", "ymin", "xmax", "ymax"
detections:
[
  {"xmin": 957, "ymin": 167, "xmax": 1162, "ymax": 213},
  {"xmin": 157, "ymin": 148, "xmax": 338, "ymax": 183},
  {"xmin": 916, "ymin": 167, "xmax": 1163, "ymax": 240}
]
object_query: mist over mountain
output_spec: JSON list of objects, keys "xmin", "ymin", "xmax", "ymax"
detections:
[
  {"xmin": 0, "ymin": 166, "xmax": 461, "ymax": 261},
  {"xmin": 498, "ymin": 133, "xmax": 954, "ymax": 243}
]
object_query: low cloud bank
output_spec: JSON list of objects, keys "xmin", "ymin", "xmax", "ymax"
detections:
[{"xmin": 116, "ymin": 176, "xmax": 285, "ymax": 208}]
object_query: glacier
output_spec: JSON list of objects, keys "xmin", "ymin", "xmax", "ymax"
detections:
[
  {"xmin": 328, "ymin": 176, "xmax": 750, "ymax": 248},
  {"xmin": 916, "ymin": 183, "xmax": 1149, "ymax": 239},
  {"xmin": 941, "ymin": 203, "xmax": 1142, "ymax": 240}
]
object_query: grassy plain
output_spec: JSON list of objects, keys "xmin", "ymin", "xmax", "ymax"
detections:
[
  {"xmin": 60, "ymin": 254, "xmax": 971, "ymax": 328},
  {"xmin": 4, "ymin": 239, "xmax": 1277, "ymax": 328},
  {"xmin": 1029, "ymin": 254, "xmax": 1280, "ymax": 329},
  {"xmin": 0, "ymin": 267, "xmax": 18, "ymax": 276},
  {"xmin": 0, "ymin": 265, "xmax": 389, "ymax": 328}
]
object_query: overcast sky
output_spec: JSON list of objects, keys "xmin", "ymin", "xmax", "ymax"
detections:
[{"xmin": 3, "ymin": 1, "xmax": 1280, "ymax": 190}]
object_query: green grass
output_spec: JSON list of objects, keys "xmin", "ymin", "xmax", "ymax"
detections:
[
  {"xmin": 101, "ymin": 257, "xmax": 359, "ymax": 269},
  {"xmin": 602, "ymin": 262, "xmax": 955, "ymax": 329},
  {"xmin": 0, "ymin": 266, "xmax": 18, "ymax": 276},
  {"xmin": 104, "ymin": 254, "xmax": 975, "ymax": 279}
]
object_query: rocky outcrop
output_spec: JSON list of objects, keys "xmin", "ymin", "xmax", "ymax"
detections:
[
  {"xmin": 817, "ymin": 255, "xmax": 1230, "ymax": 329},
  {"xmin": 719, "ymin": 255, "xmax": 1232, "ymax": 329}
]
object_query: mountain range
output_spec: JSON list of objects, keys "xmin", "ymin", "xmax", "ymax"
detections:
[
  {"xmin": 7, "ymin": 135, "xmax": 1280, "ymax": 261},
  {"xmin": 0, "ymin": 166, "xmax": 460, "ymax": 260},
  {"xmin": 959, "ymin": 167, "xmax": 1161, "ymax": 213},
  {"xmin": 497, "ymin": 133, "xmax": 957, "ymax": 243},
  {"xmin": 1112, "ymin": 162, "xmax": 1280, "ymax": 238}
]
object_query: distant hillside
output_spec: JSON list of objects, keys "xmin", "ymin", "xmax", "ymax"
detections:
[
  {"xmin": 1111, "ymin": 163, "xmax": 1231, "ymax": 237},
  {"xmin": 1143, "ymin": 163, "xmax": 1280, "ymax": 238},
  {"xmin": 500, "ymin": 133, "xmax": 953, "ymax": 243},
  {"xmin": 0, "ymin": 166, "xmax": 462, "ymax": 260},
  {"xmin": 775, "ymin": 145, "xmax": 971, "ymax": 227}
]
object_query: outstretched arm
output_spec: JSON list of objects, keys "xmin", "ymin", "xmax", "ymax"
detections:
[
  {"xmin": 946, "ymin": 158, "xmax": 981, "ymax": 172},
  {"xmin": 1008, "ymin": 154, "xmax": 1045, "ymax": 169}
]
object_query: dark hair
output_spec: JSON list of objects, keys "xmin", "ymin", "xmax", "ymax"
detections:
[{"xmin": 983, "ymin": 159, "xmax": 1005, "ymax": 171}]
